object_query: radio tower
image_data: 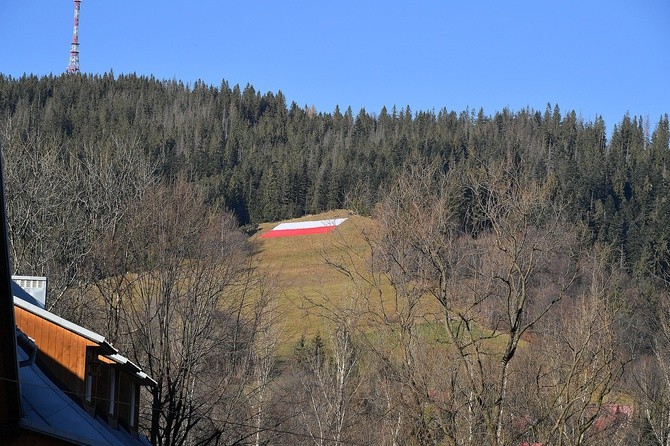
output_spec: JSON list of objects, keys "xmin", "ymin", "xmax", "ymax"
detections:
[{"xmin": 66, "ymin": 0, "xmax": 81, "ymax": 74}]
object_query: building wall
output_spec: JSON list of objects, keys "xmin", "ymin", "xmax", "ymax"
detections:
[
  {"xmin": 14, "ymin": 307, "xmax": 95, "ymax": 399},
  {"xmin": 14, "ymin": 306, "xmax": 146, "ymax": 440},
  {"xmin": 87, "ymin": 355, "xmax": 140, "ymax": 436}
]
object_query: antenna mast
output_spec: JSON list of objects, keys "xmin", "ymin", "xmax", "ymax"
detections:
[{"xmin": 66, "ymin": 0, "xmax": 81, "ymax": 74}]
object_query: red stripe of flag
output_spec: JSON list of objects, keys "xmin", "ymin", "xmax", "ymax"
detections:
[
  {"xmin": 260, "ymin": 226, "xmax": 335, "ymax": 238},
  {"xmin": 260, "ymin": 218, "xmax": 347, "ymax": 239}
]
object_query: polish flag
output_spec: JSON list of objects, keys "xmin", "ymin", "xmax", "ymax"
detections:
[{"xmin": 260, "ymin": 218, "xmax": 348, "ymax": 239}]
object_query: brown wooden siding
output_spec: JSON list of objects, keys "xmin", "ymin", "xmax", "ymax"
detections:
[
  {"xmin": 14, "ymin": 307, "xmax": 96, "ymax": 398},
  {"xmin": 13, "ymin": 305, "xmax": 147, "ymax": 440}
]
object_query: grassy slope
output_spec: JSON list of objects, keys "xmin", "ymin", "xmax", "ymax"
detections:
[
  {"xmin": 253, "ymin": 210, "xmax": 375, "ymax": 345},
  {"xmin": 253, "ymin": 212, "xmax": 630, "ymax": 412},
  {"xmin": 253, "ymin": 210, "xmax": 509, "ymax": 358},
  {"xmin": 253, "ymin": 210, "xmax": 454, "ymax": 355}
]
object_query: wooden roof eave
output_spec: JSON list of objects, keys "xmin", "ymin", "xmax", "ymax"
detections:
[{"xmin": 14, "ymin": 296, "xmax": 117, "ymax": 355}]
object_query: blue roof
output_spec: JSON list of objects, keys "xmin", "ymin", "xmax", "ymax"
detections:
[{"xmin": 18, "ymin": 344, "xmax": 151, "ymax": 446}]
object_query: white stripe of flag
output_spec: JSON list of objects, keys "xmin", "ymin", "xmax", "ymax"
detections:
[{"xmin": 261, "ymin": 218, "xmax": 348, "ymax": 238}]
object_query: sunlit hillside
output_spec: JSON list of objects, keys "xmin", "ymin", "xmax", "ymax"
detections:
[
  {"xmin": 253, "ymin": 210, "xmax": 378, "ymax": 345},
  {"xmin": 254, "ymin": 210, "xmax": 445, "ymax": 345}
]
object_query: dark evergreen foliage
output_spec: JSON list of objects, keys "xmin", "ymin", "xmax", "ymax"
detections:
[{"xmin": 1, "ymin": 73, "xmax": 669, "ymax": 283}]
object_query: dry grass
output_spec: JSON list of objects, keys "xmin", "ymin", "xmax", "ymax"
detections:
[
  {"xmin": 253, "ymin": 211, "xmax": 374, "ymax": 344},
  {"xmin": 253, "ymin": 210, "xmax": 450, "ymax": 353},
  {"xmin": 252, "ymin": 210, "xmax": 514, "ymax": 358}
]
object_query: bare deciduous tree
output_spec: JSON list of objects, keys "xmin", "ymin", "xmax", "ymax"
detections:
[
  {"xmin": 637, "ymin": 289, "xmax": 670, "ymax": 446},
  {"xmin": 339, "ymin": 161, "xmax": 582, "ymax": 445},
  {"xmin": 510, "ymin": 251, "xmax": 631, "ymax": 445},
  {"xmin": 1, "ymin": 119, "xmax": 155, "ymax": 324},
  {"xmin": 103, "ymin": 179, "xmax": 250, "ymax": 445}
]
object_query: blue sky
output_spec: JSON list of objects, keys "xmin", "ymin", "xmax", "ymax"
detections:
[{"xmin": 1, "ymin": 1, "xmax": 668, "ymax": 133}]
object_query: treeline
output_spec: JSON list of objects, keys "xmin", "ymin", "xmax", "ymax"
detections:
[
  {"xmin": 1, "ymin": 73, "xmax": 669, "ymax": 280},
  {"xmin": 2, "ymin": 72, "xmax": 670, "ymax": 445}
]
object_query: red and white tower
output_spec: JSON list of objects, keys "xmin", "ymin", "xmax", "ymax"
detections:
[{"xmin": 66, "ymin": 0, "xmax": 81, "ymax": 74}]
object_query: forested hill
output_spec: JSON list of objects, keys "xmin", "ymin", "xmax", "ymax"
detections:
[
  {"xmin": 1, "ymin": 73, "xmax": 669, "ymax": 279},
  {"xmin": 5, "ymin": 72, "xmax": 670, "ymax": 445}
]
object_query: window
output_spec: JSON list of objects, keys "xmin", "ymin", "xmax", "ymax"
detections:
[
  {"xmin": 108, "ymin": 368, "xmax": 117, "ymax": 416},
  {"xmin": 84, "ymin": 348, "xmax": 97, "ymax": 404},
  {"xmin": 84, "ymin": 370, "xmax": 93, "ymax": 403},
  {"xmin": 129, "ymin": 381, "xmax": 137, "ymax": 428}
]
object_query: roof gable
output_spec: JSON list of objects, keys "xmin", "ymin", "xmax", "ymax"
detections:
[{"xmin": 13, "ymin": 284, "xmax": 155, "ymax": 386}]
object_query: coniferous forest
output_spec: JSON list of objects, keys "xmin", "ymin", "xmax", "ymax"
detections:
[{"xmin": 2, "ymin": 73, "xmax": 670, "ymax": 445}]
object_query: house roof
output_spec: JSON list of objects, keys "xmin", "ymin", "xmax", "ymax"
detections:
[
  {"xmin": 104, "ymin": 353, "xmax": 156, "ymax": 386},
  {"xmin": 18, "ymin": 343, "xmax": 151, "ymax": 446},
  {"xmin": 12, "ymin": 282, "xmax": 110, "ymax": 348},
  {"xmin": 12, "ymin": 282, "xmax": 156, "ymax": 386}
]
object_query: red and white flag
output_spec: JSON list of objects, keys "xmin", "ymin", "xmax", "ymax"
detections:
[{"xmin": 260, "ymin": 218, "xmax": 348, "ymax": 239}]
